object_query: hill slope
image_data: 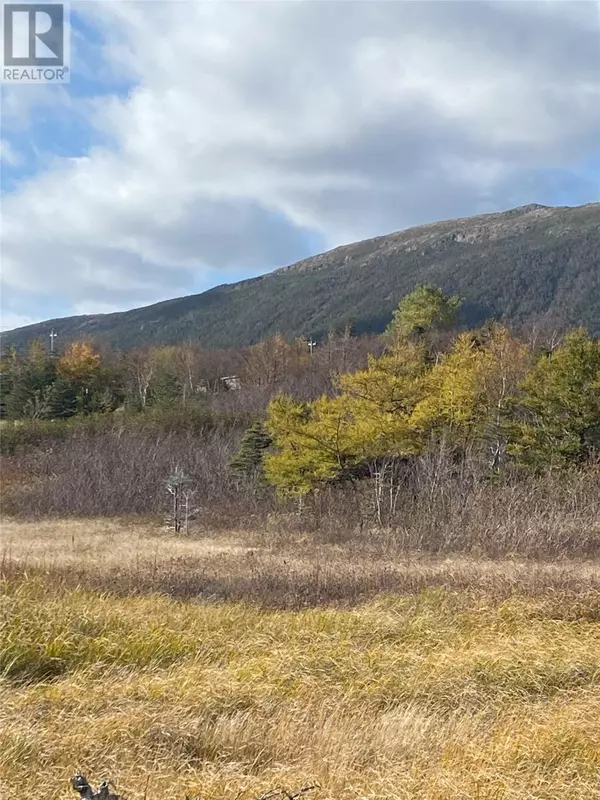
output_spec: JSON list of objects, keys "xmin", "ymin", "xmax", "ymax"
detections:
[{"xmin": 3, "ymin": 202, "xmax": 599, "ymax": 351}]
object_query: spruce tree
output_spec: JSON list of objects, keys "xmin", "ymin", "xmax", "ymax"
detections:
[
  {"xmin": 230, "ymin": 423, "xmax": 272, "ymax": 482},
  {"xmin": 507, "ymin": 329, "xmax": 600, "ymax": 470}
]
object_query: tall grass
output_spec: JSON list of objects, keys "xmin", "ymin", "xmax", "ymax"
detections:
[
  {"xmin": 3, "ymin": 519, "xmax": 600, "ymax": 610},
  {"xmin": 1, "ymin": 552, "xmax": 600, "ymax": 799}
]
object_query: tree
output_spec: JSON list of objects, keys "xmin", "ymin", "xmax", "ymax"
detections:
[
  {"xmin": 45, "ymin": 376, "xmax": 79, "ymax": 418},
  {"xmin": 265, "ymin": 393, "xmax": 366, "ymax": 497},
  {"xmin": 56, "ymin": 341, "xmax": 109, "ymax": 414},
  {"xmin": 2, "ymin": 340, "xmax": 56, "ymax": 419},
  {"xmin": 387, "ymin": 284, "xmax": 461, "ymax": 348},
  {"xmin": 56, "ymin": 342, "xmax": 102, "ymax": 390},
  {"xmin": 148, "ymin": 347, "xmax": 183, "ymax": 407},
  {"xmin": 123, "ymin": 346, "xmax": 203, "ymax": 409},
  {"xmin": 174, "ymin": 343, "xmax": 207, "ymax": 405},
  {"xmin": 125, "ymin": 348, "xmax": 155, "ymax": 409},
  {"xmin": 241, "ymin": 334, "xmax": 306, "ymax": 387},
  {"xmin": 507, "ymin": 329, "xmax": 600, "ymax": 470},
  {"xmin": 0, "ymin": 346, "xmax": 17, "ymax": 414},
  {"xmin": 230, "ymin": 422, "xmax": 272, "ymax": 483},
  {"xmin": 165, "ymin": 467, "xmax": 197, "ymax": 534},
  {"xmin": 411, "ymin": 325, "xmax": 531, "ymax": 464},
  {"xmin": 265, "ymin": 339, "xmax": 430, "ymax": 522}
]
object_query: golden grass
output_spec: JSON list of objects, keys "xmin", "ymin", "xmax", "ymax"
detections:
[
  {"xmin": 0, "ymin": 518, "xmax": 247, "ymax": 567},
  {"xmin": 2, "ymin": 518, "xmax": 600, "ymax": 609},
  {"xmin": 1, "ymin": 520, "xmax": 600, "ymax": 799}
]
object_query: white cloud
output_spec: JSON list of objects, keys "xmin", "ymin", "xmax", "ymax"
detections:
[
  {"xmin": 1, "ymin": 0, "xmax": 599, "ymax": 321},
  {"xmin": 0, "ymin": 310, "xmax": 39, "ymax": 332},
  {"xmin": 0, "ymin": 138, "xmax": 22, "ymax": 166}
]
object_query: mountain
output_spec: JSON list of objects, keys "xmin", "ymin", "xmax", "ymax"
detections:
[{"xmin": 2, "ymin": 202, "xmax": 599, "ymax": 352}]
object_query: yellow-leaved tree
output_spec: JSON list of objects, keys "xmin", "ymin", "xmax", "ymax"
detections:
[
  {"xmin": 56, "ymin": 341, "xmax": 102, "ymax": 390},
  {"xmin": 265, "ymin": 286, "xmax": 469, "ymax": 524},
  {"xmin": 411, "ymin": 325, "xmax": 531, "ymax": 467},
  {"xmin": 265, "ymin": 339, "xmax": 431, "ymax": 523}
]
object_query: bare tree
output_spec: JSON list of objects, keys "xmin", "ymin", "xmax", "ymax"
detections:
[{"xmin": 166, "ymin": 466, "xmax": 197, "ymax": 534}]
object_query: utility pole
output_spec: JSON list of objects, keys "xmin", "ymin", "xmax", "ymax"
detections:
[
  {"xmin": 49, "ymin": 329, "xmax": 58, "ymax": 355},
  {"xmin": 307, "ymin": 338, "xmax": 317, "ymax": 356}
]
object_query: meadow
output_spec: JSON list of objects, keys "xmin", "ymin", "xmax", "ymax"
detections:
[{"xmin": 2, "ymin": 519, "xmax": 600, "ymax": 800}]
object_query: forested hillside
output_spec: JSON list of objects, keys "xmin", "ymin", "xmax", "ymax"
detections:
[{"xmin": 2, "ymin": 202, "xmax": 599, "ymax": 352}]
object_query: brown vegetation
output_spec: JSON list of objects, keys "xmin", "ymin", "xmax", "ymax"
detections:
[
  {"xmin": 1, "ymin": 520, "xmax": 600, "ymax": 799},
  {"xmin": 2, "ymin": 517, "xmax": 600, "ymax": 612},
  {"xmin": 2, "ymin": 423, "xmax": 599, "ymax": 560}
]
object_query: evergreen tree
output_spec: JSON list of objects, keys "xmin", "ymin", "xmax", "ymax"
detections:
[
  {"xmin": 507, "ymin": 329, "xmax": 600, "ymax": 470},
  {"xmin": 45, "ymin": 376, "xmax": 78, "ymax": 419},
  {"xmin": 230, "ymin": 423, "xmax": 272, "ymax": 482},
  {"xmin": 387, "ymin": 284, "xmax": 461, "ymax": 346},
  {"xmin": 0, "ymin": 346, "xmax": 17, "ymax": 415},
  {"xmin": 3, "ymin": 340, "xmax": 56, "ymax": 419}
]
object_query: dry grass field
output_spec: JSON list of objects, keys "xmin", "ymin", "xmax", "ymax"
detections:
[{"xmin": 2, "ymin": 519, "xmax": 600, "ymax": 800}]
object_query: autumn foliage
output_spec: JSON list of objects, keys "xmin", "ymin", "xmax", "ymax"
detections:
[
  {"xmin": 2, "ymin": 287, "xmax": 599, "ymax": 499},
  {"xmin": 56, "ymin": 342, "xmax": 102, "ymax": 387},
  {"xmin": 264, "ymin": 288, "xmax": 600, "ymax": 505}
]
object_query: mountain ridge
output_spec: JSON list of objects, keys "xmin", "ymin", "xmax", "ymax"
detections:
[{"xmin": 2, "ymin": 201, "xmax": 599, "ymax": 351}]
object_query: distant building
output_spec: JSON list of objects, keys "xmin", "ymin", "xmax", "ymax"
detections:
[{"xmin": 220, "ymin": 375, "xmax": 241, "ymax": 391}]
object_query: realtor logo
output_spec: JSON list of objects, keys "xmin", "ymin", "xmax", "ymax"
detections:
[{"xmin": 2, "ymin": 2, "xmax": 70, "ymax": 83}]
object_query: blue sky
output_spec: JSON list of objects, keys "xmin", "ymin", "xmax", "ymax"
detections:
[{"xmin": 1, "ymin": 0, "xmax": 599, "ymax": 331}]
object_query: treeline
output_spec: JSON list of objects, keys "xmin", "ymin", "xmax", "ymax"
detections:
[
  {"xmin": 261, "ymin": 286, "xmax": 600, "ymax": 520},
  {"xmin": 2, "ymin": 285, "xmax": 599, "ymax": 480},
  {"xmin": 0, "ymin": 329, "xmax": 379, "ymax": 421}
]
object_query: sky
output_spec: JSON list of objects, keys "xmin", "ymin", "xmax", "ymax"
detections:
[{"xmin": 1, "ymin": 0, "xmax": 599, "ymax": 332}]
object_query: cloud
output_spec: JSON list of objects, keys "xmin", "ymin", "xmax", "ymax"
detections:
[
  {"xmin": 0, "ymin": 138, "xmax": 22, "ymax": 166},
  {"xmin": 0, "ymin": 310, "xmax": 39, "ymax": 332},
  {"xmin": 1, "ymin": 0, "xmax": 599, "ymax": 320}
]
